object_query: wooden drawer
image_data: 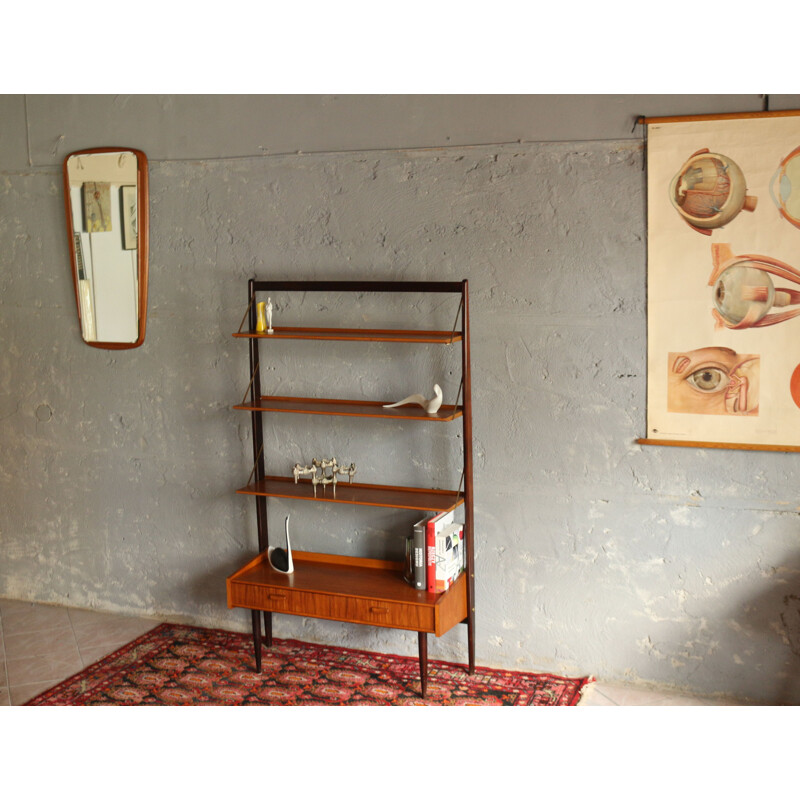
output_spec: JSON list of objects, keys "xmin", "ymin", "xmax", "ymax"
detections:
[
  {"xmin": 285, "ymin": 589, "xmax": 332, "ymax": 619},
  {"xmin": 229, "ymin": 584, "xmax": 332, "ymax": 620},
  {"xmin": 255, "ymin": 588, "xmax": 290, "ymax": 612},
  {"xmin": 330, "ymin": 596, "xmax": 435, "ymax": 633},
  {"xmin": 235, "ymin": 587, "xmax": 434, "ymax": 633}
]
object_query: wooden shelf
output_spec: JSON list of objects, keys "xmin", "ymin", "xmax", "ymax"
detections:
[
  {"xmin": 237, "ymin": 475, "xmax": 463, "ymax": 513},
  {"xmin": 234, "ymin": 395, "xmax": 463, "ymax": 422},
  {"xmin": 227, "ymin": 550, "xmax": 468, "ymax": 637},
  {"xmin": 234, "ymin": 326, "xmax": 461, "ymax": 344}
]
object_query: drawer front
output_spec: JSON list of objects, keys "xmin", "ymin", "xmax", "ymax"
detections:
[
  {"xmin": 229, "ymin": 585, "xmax": 331, "ymax": 618},
  {"xmin": 286, "ymin": 590, "xmax": 332, "ymax": 619},
  {"xmin": 229, "ymin": 584, "xmax": 292, "ymax": 612},
  {"xmin": 330, "ymin": 597, "xmax": 435, "ymax": 633},
  {"xmin": 229, "ymin": 583, "xmax": 434, "ymax": 632}
]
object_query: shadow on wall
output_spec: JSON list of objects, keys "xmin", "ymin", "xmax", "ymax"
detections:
[{"xmin": 736, "ymin": 551, "xmax": 800, "ymax": 704}]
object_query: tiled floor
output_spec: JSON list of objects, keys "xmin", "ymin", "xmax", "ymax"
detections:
[
  {"xmin": 578, "ymin": 680, "xmax": 743, "ymax": 706},
  {"xmin": 0, "ymin": 598, "xmax": 745, "ymax": 705},
  {"xmin": 0, "ymin": 598, "xmax": 159, "ymax": 705}
]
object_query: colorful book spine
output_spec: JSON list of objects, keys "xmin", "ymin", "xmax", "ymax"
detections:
[
  {"xmin": 434, "ymin": 523, "xmax": 464, "ymax": 592},
  {"xmin": 435, "ymin": 561, "xmax": 462, "ymax": 593},
  {"xmin": 412, "ymin": 517, "xmax": 428, "ymax": 590},
  {"xmin": 403, "ymin": 536, "xmax": 414, "ymax": 586},
  {"xmin": 425, "ymin": 510, "xmax": 455, "ymax": 592}
]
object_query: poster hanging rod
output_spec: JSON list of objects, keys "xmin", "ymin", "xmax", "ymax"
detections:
[
  {"xmin": 637, "ymin": 438, "xmax": 800, "ymax": 453},
  {"xmin": 638, "ymin": 108, "xmax": 800, "ymax": 126}
]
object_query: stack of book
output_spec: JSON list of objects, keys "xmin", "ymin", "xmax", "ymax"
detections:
[{"xmin": 404, "ymin": 509, "xmax": 465, "ymax": 593}]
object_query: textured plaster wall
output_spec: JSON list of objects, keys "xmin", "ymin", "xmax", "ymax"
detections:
[{"xmin": 3, "ymin": 95, "xmax": 800, "ymax": 703}]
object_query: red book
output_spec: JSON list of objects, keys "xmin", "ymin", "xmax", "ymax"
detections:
[{"xmin": 425, "ymin": 509, "xmax": 455, "ymax": 592}]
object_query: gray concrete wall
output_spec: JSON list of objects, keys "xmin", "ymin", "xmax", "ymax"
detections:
[{"xmin": 3, "ymin": 94, "xmax": 800, "ymax": 703}]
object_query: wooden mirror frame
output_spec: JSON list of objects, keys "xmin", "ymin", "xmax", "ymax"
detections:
[{"xmin": 63, "ymin": 147, "xmax": 149, "ymax": 349}]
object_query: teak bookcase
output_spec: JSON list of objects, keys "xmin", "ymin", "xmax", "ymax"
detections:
[{"xmin": 225, "ymin": 279, "xmax": 475, "ymax": 697}]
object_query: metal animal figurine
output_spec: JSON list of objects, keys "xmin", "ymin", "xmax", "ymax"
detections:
[
  {"xmin": 314, "ymin": 457, "xmax": 337, "ymax": 494},
  {"xmin": 293, "ymin": 462, "xmax": 316, "ymax": 483},
  {"xmin": 336, "ymin": 462, "xmax": 357, "ymax": 483},
  {"xmin": 293, "ymin": 462, "xmax": 319, "ymax": 496},
  {"xmin": 293, "ymin": 457, "xmax": 357, "ymax": 497}
]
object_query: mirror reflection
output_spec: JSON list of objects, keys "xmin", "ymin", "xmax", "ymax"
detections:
[{"xmin": 63, "ymin": 148, "xmax": 149, "ymax": 348}]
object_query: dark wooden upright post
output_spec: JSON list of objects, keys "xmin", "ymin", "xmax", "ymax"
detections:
[
  {"xmin": 248, "ymin": 279, "xmax": 272, "ymax": 656},
  {"xmin": 460, "ymin": 279, "xmax": 476, "ymax": 674}
]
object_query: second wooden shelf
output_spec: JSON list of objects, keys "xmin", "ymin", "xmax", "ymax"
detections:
[
  {"xmin": 237, "ymin": 475, "xmax": 464, "ymax": 513},
  {"xmin": 234, "ymin": 395, "xmax": 463, "ymax": 421}
]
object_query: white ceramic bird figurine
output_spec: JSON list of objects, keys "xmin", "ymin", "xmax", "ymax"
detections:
[
  {"xmin": 268, "ymin": 515, "xmax": 294, "ymax": 574},
  {"xmin": 383, "ymin": 384, "xmax": 443, "ymax": 415}
]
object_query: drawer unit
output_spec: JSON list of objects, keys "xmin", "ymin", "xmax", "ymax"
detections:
[
  {"xmin": 227, "ymin": 550, "xmax": 466, "ymax": 637},
  {"xmin": 329, "ymin": 597, "xmax": 436, "ymax": 633}
]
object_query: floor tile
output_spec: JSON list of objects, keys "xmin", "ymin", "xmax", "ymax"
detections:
[
  {"xmin": 6, "ymin": 650, "xmax": 84, "ymax": 687},
  {"xmin": 69, "ymin": 614, "xmax": 157, "ymax": 652},
  {"xmin": 67, "ymin": 607, "xmax": 124, "ymax": 626},
  {"xmin": 0, "ymin": 602, "xmax": 162, "ymax": 704},
  {"xmin": 9, "ymin": 680, "xmax": 62, "ymax": 706},
  {"xmin": 0, "ymin": 604, "xmax": 72, "ymax": 636},
  {"xmin": 78, "ymin": 642, "xmax": 133, "ymax": 668},
  {"xmin": 593, "ymin": 683, "xmax": 713, "ymax": 706},
  {"xmin": 578, "ymin": 683, "xmax": 618, "ymax": 706},
  {"xmin": 698, "ymin": 697, "xmax": 744, "ymax": 706},
  {"xmin": 0, "ymin": 634, "xmax": 6, "ymax": 689},
  {"xmin": 0, "ymin": 598, "xmax": 39, "ymax": 616},
  {"xmin": 4, "ymin": 625, "xmax": 80, "ymax": 662}
]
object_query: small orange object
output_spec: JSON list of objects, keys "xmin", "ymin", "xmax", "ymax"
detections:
[{"xmin": 790, "ymin": 364, "xmax": 800, "ymax": 409}]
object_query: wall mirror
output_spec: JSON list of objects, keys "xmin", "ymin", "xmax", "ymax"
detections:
[{"xmin": 63, "ymin": 147, "xmax": 149, "ymax": 349}]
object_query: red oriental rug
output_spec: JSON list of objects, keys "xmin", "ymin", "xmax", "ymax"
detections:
[{"xmin": 25, "ymin": 623, "xmax": 591, "ymax": 706}]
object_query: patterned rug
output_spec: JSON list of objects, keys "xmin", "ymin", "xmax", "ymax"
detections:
[{"xmin": 25, "ymin": 623, "xmax": 591, "ymax": 706}]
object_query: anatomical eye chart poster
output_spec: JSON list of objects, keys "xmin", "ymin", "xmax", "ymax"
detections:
[{"xmin": 643, "ymin": 110, "xmax": 800, "ymax": 450}]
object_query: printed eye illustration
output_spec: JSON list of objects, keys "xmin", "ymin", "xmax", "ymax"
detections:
[
  {"xmin": 770, "ymin": 146, "xmax": 800, "ymax": 230},
  {"xmin": 668, "ymin": 347, "xmax": 760, "ymax": 416},
  {"xmin": 685, "ymin": 367, "xmax": 726, "ymax": 392},
  {"xmin": 669, "ymin": 149, "xmax": 757, "ymax": 235},
  {"xmin": 709, "ymin": 244, "xmax": 800, "ymax": 330}
]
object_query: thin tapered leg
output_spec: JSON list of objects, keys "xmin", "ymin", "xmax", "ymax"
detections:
[
  {"xmin": 461, "ymin": 281, "xmax": 476, "ymax": 678},
  {"xmin": 468, "ymin": 618, "xmax": 475, "ymax": 674},
  {"xmin": 418, "ymin": 632, "xmax": 428, "ymax": 698},
  {"xmin": 251, "ymin": 609, "xmax": 262, "ymax": 672},
  {"xmin": 263, "ymin": 610, "xmax": 272, "ymax": 647}
]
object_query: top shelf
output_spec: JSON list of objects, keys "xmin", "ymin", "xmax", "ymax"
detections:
[
  {"xmin": 233, "ymin": 327, "xmax": 462, "ymax": 344},
  {"xmin": 249, "ymin": 279, "xmax": 465, "ymax": 294}
]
